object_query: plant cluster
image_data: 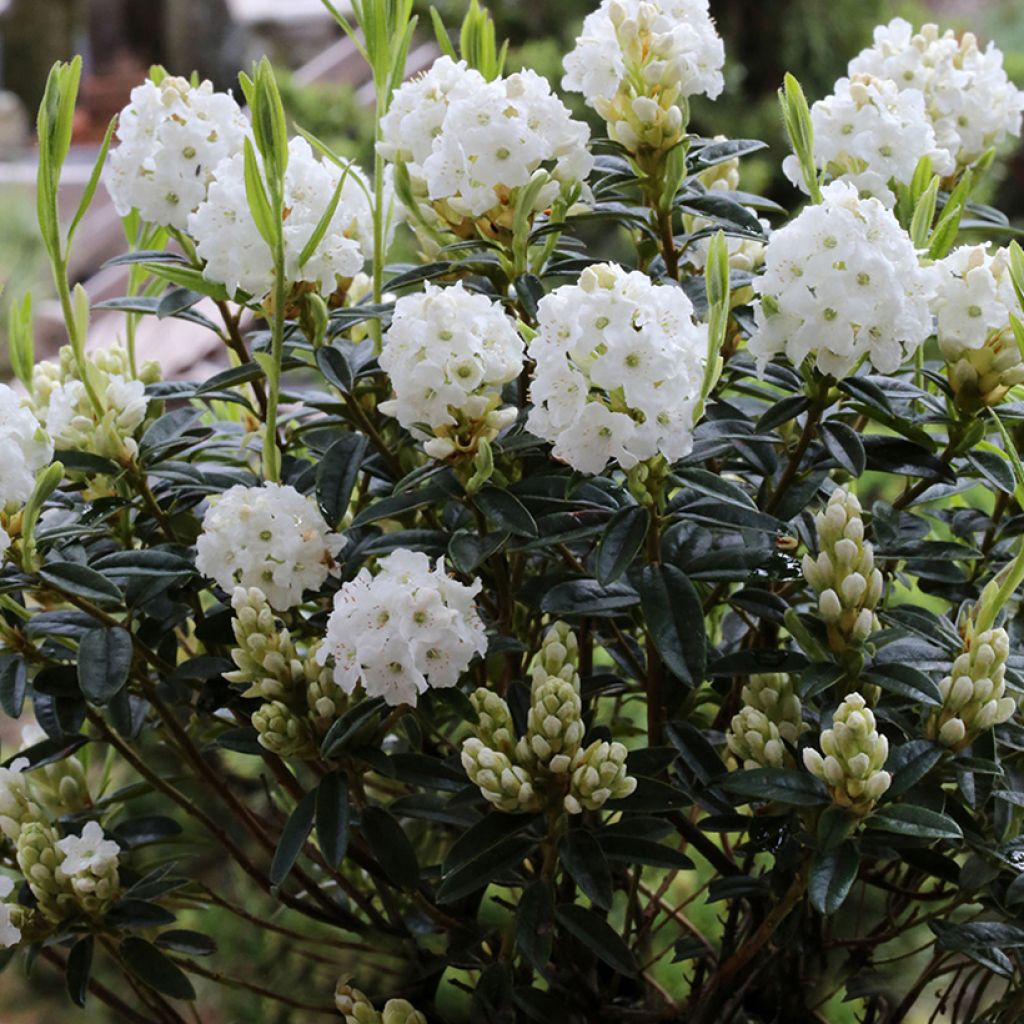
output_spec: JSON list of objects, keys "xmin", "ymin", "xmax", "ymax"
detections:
[{"xmin": 3, "ymin": 2, "xmax": 1024, "ymax": 1022}]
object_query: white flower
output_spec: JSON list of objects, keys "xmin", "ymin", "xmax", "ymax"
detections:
[
  {"xmin": 563, "ymin": 0, "xmax": 725, "ymax": 107},
  {"xmin": 0, "ymin": 384, "xmax": 53, "ymax": 513},
  {"xmin": 188, "ymin": 137, "xmax": 376, "ymax": 298},
  {"xmin": 105, "ymin": 76, "xmax": 250, "ymax": 230},
  {"xmin": 783, "ymin": 73, "xmax": 955, "ymax": 205},
  {"xmin": 55, "ymin": 821, "xmax": 121, "ymax": 878},
  {"xmin": 849, "ymin": 18, "xmax": 1024, "ymax": 169},
  {"xmin": 932, "ymin": 244, "xmax": 1020, "ymax": 353},
  {"xmin": 748, "ymin": 181, "xmax": 937, "ymax": 378},
  {"xmin": 317, "ymin": 549, "xmax": 487, "ymax": 707},
  {"xmin": 378, "ymin": 282, "xmax": 524, "ymax": 450},
  {"xmin": 380, "ymin": 57, "xmax": 592, "ymax": 222},
  {"xmin": 0, "ymin": 876, "xmax": 20, "ymax": 949},
  {"xmin": 195, "ymin": 483, "xmax": 345, "ymax": 610},
  {"xmin": 527, "ymin": 262, "xmax": 707, "ymax": 473},
  {"xmin": 43, "ymin": 375, "xmax": 148, "ymax": 450}
]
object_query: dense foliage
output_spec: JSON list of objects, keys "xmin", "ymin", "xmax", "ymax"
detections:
[{"xmin": 4, "ymin": 2, "xmax": 1024, "ymax": 1022}]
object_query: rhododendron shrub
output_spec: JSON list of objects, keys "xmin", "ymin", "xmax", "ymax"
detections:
[{"xmin": 4, "ymin": 3, "xmax": 1024, "ymax": 1022}]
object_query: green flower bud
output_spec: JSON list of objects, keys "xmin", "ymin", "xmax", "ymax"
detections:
[
  {"xmin": 461, "ymin": 738, "xmax": 540, "ymax": 813},
  {"xmin": 803, "ymin": 692, "xmax": 891, "ymax": 816},
  {"xmin": 335, "ymin": 984, "xmax": 382, "ymax": 1024},
  {"xmin": 803, "ymin": 489, "xmax": 883, "ymax": 652},
  {"xmin": 16, "ymin": 821, "xmax": 74, "ymax": 923},
  {"xmin": 382, "ymin": 1000, "xmax": 427, "ymax": 1024},
  {"xmin": 0, "ymin": 758, "xmax": 44, "ymax": 841},
  {"xmin": 469, "ymin": 688, "xmax": 517, "ymax": 759},
  {"xmin": 226, "ymin": 586, "xmax": 305, "ymax": 701},
  {"xmin": 564, "ymin": 740, "xmax": 637, "ymax": 814},
  {"xmin": 929, "ymin": 625, "xmax": 1016, "ymax": 750},
  {"xmin": 252, "ymin": 701, "xmax": 317, "ymax": 759},
  {"xmin": 726, "ymin": 706, "xmax": 787, "ymax": 769}
]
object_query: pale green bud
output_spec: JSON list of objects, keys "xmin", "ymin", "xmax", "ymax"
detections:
[
  {"xmin": 335, "ymin": 984, "xmax": 382, "ymax": 1023},
  {"xmin": 803, "ymin": 692, "xmax": 891, "ymax": 816},
  {"xmin": 929, "ymin": 625, "xmax": 1016, "ymax": 750},
  {"xmin": 16, "ymin": 821, "xmax": 74, "ymax": 923},
  {"xmin": 804, "ymin": 489, "xmax": 882, "ymax": 651},
  {"xmin": 469, "ymin": 688, "xmax": 518, "ymax": 759},
  {"xmin": 382, "ymin": 1000, "xmax": 427, "ymax": 1024},
  {"xmin": 943, "ymin": 326, "xmax": 1024, "ymax": 412},
  {"xmin": 461, "ymin": 738, "xmax": 540, "ymax": 813},
  {"xmin": 565, "ymin": 740, "xmax": 637, "ymax": 814},
  {"xmin": 252, "ymin": 701, "xmax": 316, "ymax": 758}
]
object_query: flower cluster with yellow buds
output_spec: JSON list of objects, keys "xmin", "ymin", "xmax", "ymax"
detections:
[
  {"xmin": 32, "ymin": 344, "xmax": 159, "ymax": 463},
  {"xmin": 461, "ymin": 622, "xmax": 636, "ymax": 814},
  {"xmin": 725, "ymin": 673, "xmax": 807, "ymax": 770},
  {"xmin": 335, "ymin": 984, "xmax": 426, "ymax": 1024},
  {"xmin": 226, "ymin": 586, "xmax": 347, "ymax": 758},
  {"xmin": 928, "ymin": 625, "xmax": 1016, "ymax": 750},
  {"xmin": 803, "ymin": 692, "xmax": 891, "ymax": 816},
  {"xmin": 802, "ymin": 488, "xmax": 884, "ymax": 652}
]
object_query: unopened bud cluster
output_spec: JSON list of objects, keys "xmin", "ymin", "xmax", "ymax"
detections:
[
  {"xmin": 335, "ymin": 984, "xmax": 426, "ymax": 1024},
  {"xmin": 32, "ymin": 345, "xmax": 158, "ymax": 462},
  {"xmin": 802, "ymin": 489, "xmax": 883, "ymax": 651},
  {"xmin": 563, "ymin": 0, "xmax": 725, "ymax": 157},
  {"xmin": 461, "ymin": 622, "xmax": 636, "ymax": 814},
  {"xmin": 725, "ymin": 673, "xmax": 807, "ymax": 770},
  {"xmin": 227, "ymin": 586, "xmax": 346, "ymax": 758},
  {"xmin": 928, "ymin": 625, "xmax": 1016, "ymax": 750},
  {"xmin": 803, "ymin": 692, "xmax": 891, "ymax": 815}
]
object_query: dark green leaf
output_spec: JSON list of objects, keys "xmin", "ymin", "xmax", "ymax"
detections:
[
  {"xmin": 154, "ymin": 931, "xmax": 218, "ymax": 957},
  {"xmin": 315, "ymin": 773, "xmax": 350, "ymax": 869},
  {"xmin": 555, "ymin": 904, "xmax": 638, "ymax": 976},
  {"xmin": 77, "ymin": 627, "xmax": 133, "ymax": 703},
  {"xmin": 66, "ymin": 936, "xmax": 93, "ymax": 1008},
  {"xmin": 816, "ymin": 806, "xmax": 859, "ymax": 852},
  {"xmin": 437, "ymin": 834, "xmax": 535, "ymax": 903},
  {"xmin": 315, "ymin": 344, "xmax": 354, "ymax": 393},
  {"xmin": 886, "ymin": 741, "xmax": 945, "ymax": 799},
  {"xmin": 0, "ymin": 656, "xmax": 27, "ymax": 718},
  {"xmin": 38, "ymin": 563, "xmax": 123, "ymax": 607},
  {"xmin": 475, "ymin": 487, "xmax": 537, "ymax": 538},
  {"xmin": 597, "ymin": 834, "xmax": 695, "ymax": 870},
  {"xmin": 560, "ymin": 830, "xmax": 613, "ymax": 910},
  {"xmin": 316, "ymin": 434, "xmax": 367, "ymax": 528},
  {"xmin": 541, "ymin": 578, "xmax": 639, "ymax": 616},
  {"xmin": 361, "ymin": 806, "xmax": 419, "ymax": 890},
  {"xmin": 119, "ymin": 937, "xmax": 196, "ymax": 1001},
  {"xmin": 637, "ymin": 565, "xmax": 706, "ymax": 688},
  {"xmin": 863, "ymin": 663, "xmax": 942, "ymax": 707},
  {"xmin": 320, "ymin": 697, "xmax": 386, "ymax": 758},
  {"xmin": 719, "ymin": 768, "xmax": 829, "ymax": 806},
  {"xmin": 821, "ymin": 421, "xmax": 866, "ymax": 477},
  {"xmin": 809, "ymin": 841, "xmax": 859, "ymax": 914},
  {"xmin": 516, "ymin": 881, "xmax": 554, "ymax": 972},
  {"xmin": 444, "ymin": 812, "xmax": 537, "ymax": 874},
  {"xmin": 269, "ymin": 790, "xmax": 317, "ymax": 886},
  {"xmin": 595, "ymin": 506, "xmax": 649, "ymax": 585},
  {"xmin": 867, "ymin": 804, "xmax": 962, "ymax": 840}
]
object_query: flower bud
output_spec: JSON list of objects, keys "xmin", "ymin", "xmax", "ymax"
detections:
[
  {"xmin": 929, "ymin": 625, "xmax": 1016, "ymax": 750},
  {"xmin": 565, "ymin": 740, "xmax": 637, "ymax": 814},
  {"xmin": 804, "ymin": 489, "xmax": 883, "ymax": 652},
  {"xmin": 803, "ymin": 692, "xmax": 891, "ymax": 816},
  {"xmin": 461, "ymin": 739, "xmax": 540, "ymax": 813},
  {"xmin": 16, "ymin": 821, "xmax": 74, "ymax": 923}
]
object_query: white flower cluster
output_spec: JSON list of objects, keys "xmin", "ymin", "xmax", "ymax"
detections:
[
  {"xmin": 748, "ymin": 181, "xmax": 936, "ymax": 378},
  {"xmin": 378, "ymin": 283, "xmax": 524, "ymax": 459},
  {"xmin": 189, "ymin": 138, "xmax": 375, "ymax": 298},
  {"xmin": 932, "ymin": 244, "xmax": 1020, "ymax": 353},
  {"xmin": 379, "ymin": 57, "xmax": 592, "ymax": 223},
  {"xmin": 784, "ymin": 74, "xmax": 954, "ymax": 205},
  {"xmin": 105, "ymin": 76, "xmax": 249, "ymax": 230},
  {"xmin": 527, "ymin": 262, "xmax": 707, "ymax": 473},
  {"xmin": 32, "ymin": 345, "xmax": 156, "ymax": 462},
  {"xmin": 563, "ymin": 0, "xmax": 725, "ymax": 108},
  {"xmin": 849, "ymin": 18, "xmax": 1024, "ymax": 169},
  {"xmin": 196, "ymin": 483, "xmax": 345, "ymax": 610},
  {"xmin": 55, "ymin": 820, "xmax": 121, "ymax": 901},
  {"xmin": 0, "ymin": 384, "xmax": 53, "ymax": 554},
  {"xmin": 0, "ymin": 876, "xmax": 19, "ymax": 948},
  {"xmin": 317, "ymin": 549, "xmax": 487, "ymax": 707}
]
